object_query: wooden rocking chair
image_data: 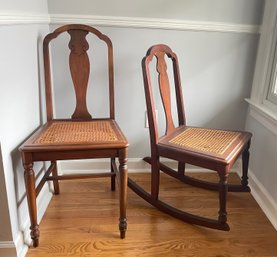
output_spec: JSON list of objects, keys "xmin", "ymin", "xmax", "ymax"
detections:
[{"xmin": 128, "ymin": 44, "xmax": 252, "ymax": 231}]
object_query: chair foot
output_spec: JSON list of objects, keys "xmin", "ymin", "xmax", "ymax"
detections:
[
  {"xmin": 32, "ymin": 238, "xmax": 39, "ymax": 248},
  {"xmin": 128, "ymin": 178, "xmax": 230, "ymax": 231},
  {"xmin": 120, "ymin": 231, "xmax": 126, "ymax": 239},
  {"xmin": 30, "ymin": 225, "xmax": 40, "ymax": 247},
  {"xmin": 119, "ymin": 218, "xmax": 127, "ymax": 239}
]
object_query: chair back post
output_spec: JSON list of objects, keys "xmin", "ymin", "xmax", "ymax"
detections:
[
  {"xmin": 142, "ymin": 44, "xmax": 186, "ymax": 146},
  {"xmin": 142, "ymin": 55, "xmax": 159, "ymax": 145},
  {"xmin": 172, "ymin": 55, "xmax": 186, "ymax": 126},
  {"xmin": 43, "ymin": 24, "xmax": 115, "ymax": 121}
]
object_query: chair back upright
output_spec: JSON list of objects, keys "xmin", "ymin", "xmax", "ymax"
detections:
[
  {"xmin": 142, "ymin": 44, "xmax": 186, "ymax": 145},
  {"xmin": 43, "ymin": 24, "xmax": 115, "ymax": 121}
]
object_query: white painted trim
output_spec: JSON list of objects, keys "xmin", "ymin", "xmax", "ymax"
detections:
[
  {"xmin": 0, "ymin": 12, "xmax": 260, "ymax": 34},
  {"xmin": 58, "ymin": 158, "xmax": 156, "ymax": 174},
  {"xmin": 0, "ymin": 241, "xmax": 15, "ymax": 248},
  {"xmin": 247, "ymin": 169, "xmax": 277, "ymax": 230},
  {"xmin": 246, "ymin": 99, "xmax": 277, "ymax": 136},
  {"xmin": 58, "ymin": 158, "xmax": 176, "ymax": 174},
  {"xmin": 0, "ymin": 13, "xmax": 50, "ymax": 25},
  {"xmin": 58, "ymin": 158, "xmax": 240, "ymax": 175},
  {"xmin": 50, "ymin": 14, "xmax": 260, "ymax": 34},
  {"xmin": 247, "ymin": 1, "xmax": 277, "ymax": 116},
  {"xmin": 249, "ymin": 1, "xmax": 277, "ymax": 102},
  {"xmin": 0, "ymin": 245, "xmax": 17, "ymax": 257}
]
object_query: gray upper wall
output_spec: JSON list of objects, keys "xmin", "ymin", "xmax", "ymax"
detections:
[
  {"xmin": 45, "ymin": 0, "xmax": 264, "ymax": 158},
  {"xmin": 47, "ymin": 0, "xmax": 264, "ymax": 25},
  {"xmin": 1, "ymin": 0, "xmax": 48, "ymax": 13}
]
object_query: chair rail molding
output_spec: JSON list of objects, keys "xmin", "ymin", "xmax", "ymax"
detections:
[
  {"xmin": 50, "ymin": 14, "xmax": 261, "ymax": 34},
  {"xmin": 0, "ymin": 12, "xmax": 260, "ymax": 34},
  {"xmin": 0, "ymin": 12, "xmax": 50, "ymax": 25}
]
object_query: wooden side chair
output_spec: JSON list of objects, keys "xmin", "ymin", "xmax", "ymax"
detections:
[
  {"xmin": 19, "ymin": 24, "xmax": 128, "ymax": 247},
  {"xmin": 128, "ymin": 44, "xmax": 252, "ymax": 231}
]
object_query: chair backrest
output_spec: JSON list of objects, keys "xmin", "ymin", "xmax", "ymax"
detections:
[
  {"xmin": 43, "ymin": 24, "xmax": 115, "ymax": 121},
  {"xmin": 142, "ymin": 44, "xmax": 186, "ymax": 144}
]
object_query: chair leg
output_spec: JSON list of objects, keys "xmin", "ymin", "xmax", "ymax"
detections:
[
  {"xmin": 23, "ymin": 162, "xmax": 40, "ymax": 247},
  {"xmin": 151, "ymin": 156, "xmax": 160, "ymax": 200},
  {"xmin": 241, "ymin": 142, "xmax": 251, "ymax": 190},
  {"xmin": 178, "ymin": 162, "xmax": 185, "ymax": 177},
  {"xmin": 118, "ymin": 148, "xmax": 128, "ymax": 239},
  {"xmin": 51, "ymin": 161, "xmax": 60, "ymax": 195},
  {"xmin": 218, "ymin": 173, "xmax": 228, "ymax": 224},
  {"xmin": 111, "ymin": 158, "xmax": 116, "ymax": 191}
]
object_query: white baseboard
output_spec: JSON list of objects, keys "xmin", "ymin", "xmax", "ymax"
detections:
[
  {"xmin": 247, "ymin": 169, "xmax": 277, "ymax": 230},
  {"xmin": 15, "ymin": 184, "xmax": 53, "ymax": 257},
  {"xmin": 0, "ymin": 241, "xmax": 17, "ymax": 257},
  {"xmin": 235, "ymin": 160, "xmax": 277, "ymax": 230},
  {"xmin": 57, "ymin": 158, "xmax": 224, "ymax": 174},
  {"xmin": 58, "ymin": 157, "xmax": 241, "ymax": 175}
]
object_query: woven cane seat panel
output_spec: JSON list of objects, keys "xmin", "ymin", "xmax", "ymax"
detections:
[
  {"xmin": 169, "ymin": 128, "xmax": 241, "ymax": 155},
  {"xmin": 34, "ymin": 121, "xmax": 119, "ymax": 145}
]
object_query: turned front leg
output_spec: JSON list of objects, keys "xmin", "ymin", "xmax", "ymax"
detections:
[
  {"xmin": 24, "ymin": 162, "xmax": 39, "ymax": 247},
  {"xmin": 118, "ymin": 148, "xmax": 128, "ymax": 239}
]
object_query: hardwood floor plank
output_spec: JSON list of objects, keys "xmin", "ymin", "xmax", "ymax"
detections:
[{"xmin": 26, "ymin": 173, "xmax": 277, "ymax": 257}]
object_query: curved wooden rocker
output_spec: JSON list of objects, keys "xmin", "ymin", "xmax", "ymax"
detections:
[{"xmin": 128, "ymin": 44, "xmax": 251, "ymax": 231}]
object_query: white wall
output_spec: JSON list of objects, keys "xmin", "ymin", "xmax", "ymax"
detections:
[
  {"xmin": 0, "ymin": 1, "xmax": 50, "ymax": 256},
  {"xmin": 1, "ymin": 0, "xmax": 48, "ymax": 14},
  {"xmin": 48, "ymin": 0, "xmax": 263, "ymax": 24},
  {"xmin": 244, "ymin": 114, "xmax": 277, "ymax": 229},
  {"xmin": 243, "ymin": 0, "xmax": 277, "ymax": 229},
  {"xmin": 245, "ymin": 116, "xmax": 277, "ymax": 200},
  {"xmin": 47, "ymin": 0, "xmax": 262, "ymax": 157}
]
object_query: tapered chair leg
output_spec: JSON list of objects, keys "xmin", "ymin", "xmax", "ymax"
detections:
[
  {"xmin": 178, "ymin": 162, "xmax": 185, "ymax": 177},
  {"xmin": 51, "ymin": 161, "xmax": 60, "ymax": 195},
  {"xmin": 111, "ymin": 158, "xmax": 116, "ymax": 191},
  {"xmin": 151, "ymin": 156, "xmax": 160, "ymax": 200},
  {"xmin": 218, "ymin": 173, "xmax": 228, "ymax": 224}
]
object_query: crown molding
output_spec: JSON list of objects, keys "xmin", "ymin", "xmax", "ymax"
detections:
[{"xmin": 0, "ymin": 12, "xmax": 260, "ymax": 34}]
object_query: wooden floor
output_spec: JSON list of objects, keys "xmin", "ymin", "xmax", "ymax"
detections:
[{"xmin": 26, "ymin": 172, "xmax": 277, "ymax": 257}]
